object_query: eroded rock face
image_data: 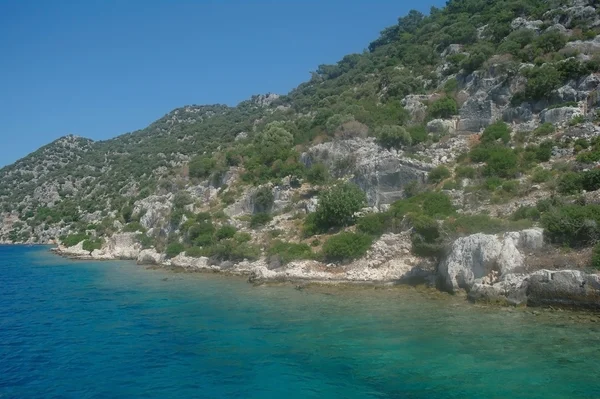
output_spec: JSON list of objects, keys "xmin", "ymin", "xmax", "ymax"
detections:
[
  {"xmin": 527, "ymin": 269, "xmax": 600, "ymax": 309},
  {"xmin": 134, "ymin": 195, "xmax": 173, "ymax": 234},
  {"xmin": 302, "ymin": 138, "xmax": 430, "ymax": 207},
  {"xmin": 438, "ymin": 229, "xmax": 544, "ymax": 293},
  {"xmin": 101, "ymin": 233, "xmax": 143, "ymax": 259},
  {"xmin": 540, "ymin": 107, "xmax": 581, "ymax": 125},
  {"xmin": 137, "ymin": 249, "xmax": 164, "ymax": 265}
]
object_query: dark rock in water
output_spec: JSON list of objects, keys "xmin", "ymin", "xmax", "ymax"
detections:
[{"xmin": 267, "ymin": 255, "xmax": 282, "ymax": 270}]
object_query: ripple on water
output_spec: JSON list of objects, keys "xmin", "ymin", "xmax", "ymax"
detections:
[{"xmin": 1, "ymin": 245, "xmax": 600, "ymax": 399}]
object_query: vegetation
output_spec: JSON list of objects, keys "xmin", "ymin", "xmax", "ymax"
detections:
[
  {"xmin": 321, "ymin": 232, "xmax": 373, "ymax": 263},
  {"xmin": 308, "ymin": 182, "xmax": 367, "ymax": 233}
]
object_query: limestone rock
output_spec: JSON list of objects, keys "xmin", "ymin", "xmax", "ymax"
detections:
[
  {"xmin": 511, "ymin": 17, "xmax": 543, "ymax": 31},
  {"xmin": 527, "ymin": 269, "xmax": 600, "ymax": 309},
  {"xmin": 302, "ymin": 138, "xmax": 430, "ymax": 208},
  {"xmin": 137, "ymin": 249, "xmax": 165, "ymax": 265},
  {"xmin": 438, "ymin": 229, "xmax": 543, "ymax": 293},
  {"xmin": 427, "ymin": 119, "xmax": 456, "ymax": 134},
  {"xmin": 540, "ymin": 106, "xmax": 581, "ymax": 125}
]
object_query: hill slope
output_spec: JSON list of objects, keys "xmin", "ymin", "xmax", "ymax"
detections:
[{"xmin": 3, "ymin": 0, "xmax": 600, "ymax": 306}]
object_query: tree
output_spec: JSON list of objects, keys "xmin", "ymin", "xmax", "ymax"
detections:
[
  {"xmin": 428, "ymin": 97, "xmax": 458, "ymax": 119},
  {"xmin": 254, "ymin": 124, "xmax": 294, "ymax": 165},
  {"xmin": 376, "ymin": 125, "xmax": 412, "ymax": 150},
  {"xmin": 313, "ymin": 182, "xmax": 367, "ymax": 230}
]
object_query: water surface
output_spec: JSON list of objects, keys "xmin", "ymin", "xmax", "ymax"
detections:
[{"xmin": 1, "ymin": 245, "xmax": 599, "ymax": 398}]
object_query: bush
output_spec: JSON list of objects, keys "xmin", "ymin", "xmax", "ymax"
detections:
[
  {"xmin": 356, "ymin": 213, "xmax": 388, "ymax": 236},
  {"xmin": 582, "ymin": 169, "xmax": 600, "ymax": 192},
  {"xmin": 254, "ymin": 187, "xmax": 274, "ymax": 213},
  {"xmin": 483, "ymin": 147, "xmax": 518, "ymax": 178},
  {"xmin": 407, "ymin": 125, "xmax": 428, "ymax": 144},
  {"xmin": 428, "ymin": 97, "xmax": 458, "ymax": 119},
  {"xmin": 185, "ymin": 246, "xmax": 206, "ymax": 258},
  {"xmin": 268, "ymin": 240, "xmax": 313, "ymax": 264},
  {"xmin": 210, "ymin": 239, "xmax": 260, "ymax": 262},
  {"xmin": 542, "ymin": 204, "xmax": 600, "ymax": 247},
  {"xmin": 481, "ymin": 121, "xmax": 511, "ymax": 144},
  {"xmin": 421, "ymin": 192, "xmax": 454, "ymax": 217},
  {"xmin": 215, "ymin": 225, "xmax": 237, "ymax": 240},
  {"xmin": 321, "ymin": 232, "xmax": 373, "ymax": 263},
  {"xmin": 455, "ymin": 165, "xmax": 476, "ymax": 179},
  {"xmin": 557, "ymin": 172, "xmax": 583, "ymax": 195},
  {"xmin": 312, "ymin": 182, "xmax": 367, "ymax": 231},
  {"xmin": 444, "ymin": 214, "xmax": 532, "ymax": 236},
  {"xmin": 166, "ymin": 242, "xmax": 185, "ymax": 259},
  {"xmin": 428, "ymin": 166, "xmax": 451, "ymax": 184},
  {"xmin": 250, "ymin": 213, "xmax": 272, "ymax": 228},
  {"xmin": 533, "ymin": 123, "xmax": 555, "ymax": 136},
  {"xmin": 375, "ymin": 125, "xmax": 412, "ymax": 150},
  {"xmin": 511, "ymin": 206, "xmax": 541, "ymax": 221},
  {"xmin": 592, "ymin": 243, "xmax": 600, "ymax": 270},
  {"xmin": 530, "ymin": 167, "xmax": 552, "ymax": 183},
  {"xmin": 189, "ymin": 155, "xmax": 216, "ymax": 179},
  {"xmin": 306, "ymin": 163, "xmax": 329, "ymax": 185},
  {"xmin": 61, "ymin": 233, "xmax": 88, "ymax": 247},
  {"xmin": 122, "ymin": 222, "xmax": 145, "ymax": 233},
  {"xmin": 82, "ymin": 238, "xmax": 103, "ymax": 252}
]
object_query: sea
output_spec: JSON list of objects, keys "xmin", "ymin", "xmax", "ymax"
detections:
[{"xmin": 1, "ymin": 245, "xmax": 600, "ymax": 398}]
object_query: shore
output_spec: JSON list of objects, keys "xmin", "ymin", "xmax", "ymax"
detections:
[{"xmin": 50, "ymin": 232, "xmax": 600, "ymax": 311}]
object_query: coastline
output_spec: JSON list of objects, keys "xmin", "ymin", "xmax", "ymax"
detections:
[{"xmin": 48, "ymin": 234, "xmax": 600, "ymax": 312}]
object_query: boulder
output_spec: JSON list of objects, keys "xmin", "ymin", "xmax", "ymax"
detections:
[
  {"xmin": 101, "ymin": 233, "xmax": 142, "ymax": 259},
  {"xmin": 137, "ymin": 249, "xmax": 165, "ymax": 265},
  {"xmin": 540, "ymin": 106, "xmax": 581, "ymax": 125},
  {"xmin": 457, "ymin": 93, "xmax": 496, "ymax": 132},
  {"xmin": 168, "ymin": 254, "xmax": 213, "ymax": 271},
  {"xmin": 427, "ymin": 119, "xmax": 456, "ymax": 134},
  {"xmin": 527, "ymin": 269, "xmax": 600, "ymax": 309},
  {"xmin": 502, "ymin": 105, "xmax": 533, "ymax": 123},
  {"xmin": 401, "ymin": 95, "xmax": 429, "ymax": 122},
  {"xmin": 438, "ymin": 229, "xmax": 543, "ymax": 293}
]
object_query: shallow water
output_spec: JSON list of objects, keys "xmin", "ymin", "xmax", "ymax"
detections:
[{"xmin": 1, "ymin": 246, "xmax": 600, "ymax": 398}]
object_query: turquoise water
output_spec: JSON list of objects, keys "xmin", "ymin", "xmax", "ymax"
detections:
[{"xmin": 1, "ymin": 246, "xmax": 600, "ymax": 398}]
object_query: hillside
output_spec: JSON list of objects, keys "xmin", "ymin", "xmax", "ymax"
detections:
[{"xmin": 3, "ymin": 0, "xmax": 600, "ymax": 307}]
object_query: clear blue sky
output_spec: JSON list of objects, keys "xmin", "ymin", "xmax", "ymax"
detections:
[{"xmin": 0, "ymin": 0, "xmax": 446, "ymax": 167}]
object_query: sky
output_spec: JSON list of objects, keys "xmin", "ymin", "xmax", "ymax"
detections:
[{"xmin": 0, "ymin": 0, "xmax": 446, "ymax": 167}]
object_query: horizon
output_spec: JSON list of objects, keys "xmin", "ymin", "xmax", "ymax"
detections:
[{"xmin": 0, "ymin": 0, "xmax": 445, "ymax": 168}]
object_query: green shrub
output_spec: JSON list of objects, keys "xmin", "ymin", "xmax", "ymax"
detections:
[
  {"xmin": 250, "ymin": 213, "xmax": 272, "ymax": 228},
  {"xmin": 407, "ymin": 125, "xmax": 428, "ymax": 144},
  {"xmin": 428, "ymin": 166, "xmax": 451, "ymax": 184},
  {"xmin": 530, "ymin": 167, "xmax": 552, "ymax": 183},
  {"xmin": 582, "ymin": 170, "xmax": 600, "ymax": 192},
  {"xmin": 533, "ymin": 123, "xmax": 555, "ymax": 136},
  {"xmin": 122, "ymin": 222, "xmax": 145, "ymax": 233},
  {"xmin": 511, "ymin": 206, "xmax": 541, "ymax": 221},
  {"xmin": 306, "ymin": 163, "xmax": 329, "ymax": 185},
  {"xmin": 166, "ymin": 242, "xmax": 185, "ymax": 259},
  {"xmin": 557, "ymin": 172, "xmax": 583, "ymax": 195},
  {"xmin": 356, "ymin": 213, "xmax": 388, "ymax": 236},
  {"xmin": 215, "ymin": 225, "xmax": 237, "ymax": 240},
  {"xmin": 209, "ymin": 239, "xmax": 260, "ymax": 261},
  {"xmin": 421, "ymin": 192, "xmax": 454, "ymax": 217},
  {"xmin": 576, "ymin": 150, "xmax": 600, "ymax": 164},
  {"xmin": 481, "ymin": 121, "xmax": 511, "ymax": 144},
  {"xmin": 254, "ymin": 187, "xmax": 274, "ymax": 213},
  {"xmin": 444, "ymin": 214, "xmax": 532, "ymax": 236},
  {"xmin": 189, "ymin": 155, "xmax": 216, "ymax": 179},
  {"xmin": 376, "ymin": 125, "xmax": 412, "ymax": 150},
  {"xmin": 82, "ymin": 238, "xmax": 103, "ymax": 252},
  {"xmin": 428, "ymin": 97, "xmax": 458, "ymax": 119},
  {"xmin": 268, "ymin": 240, "xmax": 313, "ymax": 264},
  {"xmin": 409, "ymin": 214, "xmax": 444, "ymax": 258},
  {"xmin": 185, "ymin": 246, "xmax": 206, "ymax": 258},
  {"xmin": 321, "ymin": 232, "xmax": 373, "ymax": 263},
  {"xmin": 542, "ymin": 204, "xmax": 600, "ymax": 247},
  {"xmin": 61, "ymin": 233, "xmax": 88, "ymax": 247},
  {"xmin": 480, "ymin": 147, "xmax": 518, "ymax": 178},
  {"xmin": 312, "ymin": 182, "xmax": 367, "ymax": 231},
  {"xmin": 455, "ymin": 165, "xmax": 476, "ymax": 179},
  {"xmin": 591, "ymin": 243, "xmax": 600, "ymax": 270},
  {"xmin": 570, "ymin": 115, "xmax": 586, "ymax": 126}
]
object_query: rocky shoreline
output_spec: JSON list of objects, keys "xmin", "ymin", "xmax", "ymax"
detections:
[{"xmin": 49, "ymin": 230, "xmax": 600, "ymax": 311}]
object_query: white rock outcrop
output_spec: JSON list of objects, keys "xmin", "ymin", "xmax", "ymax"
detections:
[{"xmin": 438, "ymin": 229, "xmax": 543, "ymax": 293}]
